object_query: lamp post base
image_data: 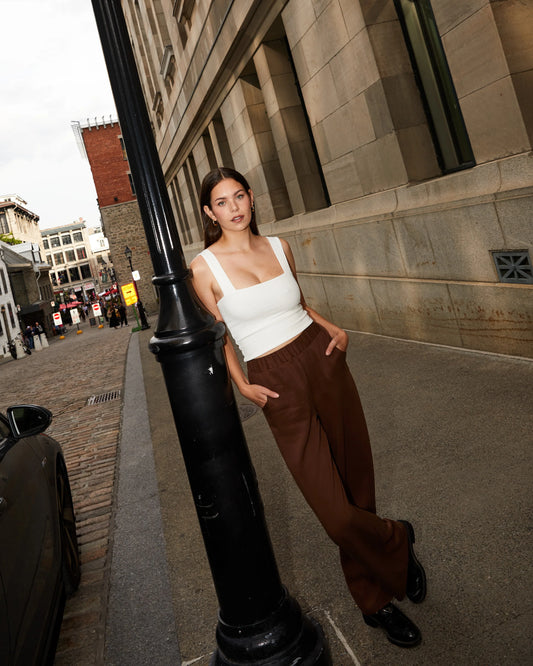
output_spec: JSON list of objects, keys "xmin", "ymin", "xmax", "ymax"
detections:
[{"xmin": 211, "ymin": 589, "xmax": 331, "ymax": 665}]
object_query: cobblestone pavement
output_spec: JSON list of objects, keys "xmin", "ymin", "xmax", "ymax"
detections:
[{"xmin": 0, "ymin": 320, "xmax": 132, "ymax": 665}]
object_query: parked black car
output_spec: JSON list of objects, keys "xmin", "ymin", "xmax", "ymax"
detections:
[{"xmin": 0, "ymin": 404, "xmax": 81, "ymax": 665}]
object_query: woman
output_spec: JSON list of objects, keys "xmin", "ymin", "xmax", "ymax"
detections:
[{"xmin": 190, "ymin": 167, "xmax": 426, "ymax": 648}]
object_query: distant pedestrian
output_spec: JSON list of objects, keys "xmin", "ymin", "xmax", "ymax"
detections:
[
  {"xmin": 32, "ymin": 322, "xmax": 44, "ymax": 343},
  {"xmin": 118, "ymin": 304, "xmax": 128, "ymax": 327},
  {"xmin": 109, "ymin": 305, "xmax": 120, "ymax": 329},
  {"xmin": 136, "ymin": 300, "xmax": 150, "ymax": 330},
  {"xmin": 25, "ymin": 325, "xmax": 34, "ymax": 349}
]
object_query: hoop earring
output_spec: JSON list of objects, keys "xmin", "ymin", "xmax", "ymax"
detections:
[{"xmin": 211, "ymin": 219, "xmax": 218, "ymax": 226}]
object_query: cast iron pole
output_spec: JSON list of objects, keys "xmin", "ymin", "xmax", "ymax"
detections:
[{"xmin": 90, "ymin": 1, "xmax": 330, "ymax": 663}]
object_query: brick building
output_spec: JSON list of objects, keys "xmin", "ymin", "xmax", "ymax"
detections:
[
  {"xmin": 118, "ymin": 0, "xmax": 533, "ymax": 358},
  {"xmin": 72, "ymin": 117, "xmax": 158, "ymax": 313}
]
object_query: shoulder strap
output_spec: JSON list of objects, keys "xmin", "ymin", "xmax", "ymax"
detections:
[
  {"xmin": 267, "ymin": 236, "xmax": 292, "ymax": 274},
  {"xmin": 199, "ymin": 249, "xmax": 235, "ymax": 294}
]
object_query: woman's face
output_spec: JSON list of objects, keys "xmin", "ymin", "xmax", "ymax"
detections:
[{"xmin": 204, "ymin": 178, "xmax": 254, "ymax": 235}]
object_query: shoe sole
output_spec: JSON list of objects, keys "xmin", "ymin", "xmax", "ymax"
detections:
[{"xmin": 400, "ymin": 520, "xmax": 427, "ymax": 603}]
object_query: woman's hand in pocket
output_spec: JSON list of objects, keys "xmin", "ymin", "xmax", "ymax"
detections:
[{"xmin": 241, "ymin": 383, "xmax": 279, "ymax": 408}]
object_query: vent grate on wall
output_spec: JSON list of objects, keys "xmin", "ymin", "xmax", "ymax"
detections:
[
  {"xmin": 87, "ymin": 390, "xmax": 122, "ymax": 406},
  {"xmin": 492, "ymin": 250, "xmax": 533, "ymax": 284}
]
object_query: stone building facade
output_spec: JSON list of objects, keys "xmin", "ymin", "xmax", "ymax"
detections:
[
  {"xmin": 121, "ymin": 0, "xmax": 533, "ymax": 357},
  {"xmin": 73, "ymin": 118, "xmax": 158, "ymax": 313},
  {"xmin": 0, "ymin": 195, "xmax": 41, "ymax": 245}
]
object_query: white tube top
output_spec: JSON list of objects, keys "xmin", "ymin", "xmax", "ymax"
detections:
[{"xmin": 198, "ymin": 237, "xmax": 312, "ymax": 361}]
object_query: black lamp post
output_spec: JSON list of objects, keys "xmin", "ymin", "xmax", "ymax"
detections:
[
  {"xmin": 91, "ymin": 1, "xmax": 330, "ymax": 663},
  {"xmin": 124, "ymin": 244, "xmax": 138, "ymax": 299}
]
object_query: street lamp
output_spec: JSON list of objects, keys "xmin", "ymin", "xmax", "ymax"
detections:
[
  {"xmin": 124, "ymin": 245, "xmax": 137, "ymax": 298},
  {"xmin": 124, "ymin": 245, "xmax": 149, "ymax": 330},
  {"xmin": 91, "ymin": 1, "xmax": 329, "ymax": 663}
]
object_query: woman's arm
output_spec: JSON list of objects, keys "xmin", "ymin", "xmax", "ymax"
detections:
[
  {"xmin": 190, "ymin": 256, "xmax": 279, "ymax": 407},
  {"xmin": 280, "ymin": 238, "xmax": 349, "ymax": 355}
]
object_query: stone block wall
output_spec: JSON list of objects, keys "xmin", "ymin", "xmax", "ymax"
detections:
[
  {"xmin": 100, "ymin": 202, "xmax": 158, "ymax": 315},
  {"xmin": 124, "ymin": 0, "xmax": 533, "ymax": 357}
]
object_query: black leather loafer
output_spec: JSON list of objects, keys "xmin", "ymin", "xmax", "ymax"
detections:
[
  {"xmin": 363, "ymin": 603, "xmax": 421, "ymax": 648},
  {"xmin": 399, "ymin": 520, "xmax": 427, "ymax": 603}
]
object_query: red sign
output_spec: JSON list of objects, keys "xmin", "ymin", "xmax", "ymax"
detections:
[
  {"xmin": 53, "ymin": 312, "xmax": 63, "ymax": 326},
  {"xmin": 92, "ymin": 303, "xmax": 102, "ymax": 317}
]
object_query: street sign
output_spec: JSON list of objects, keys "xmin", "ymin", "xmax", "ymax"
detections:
[
  {"xmin": 92, "ymin": 303, "xmax": 102, "ymax": 317},
  {"xmin": 132, "ymin": 270, "xmax": 140, "ymax": 281},
  {"xmin": 121, "ymin": 282, "xmax": 138, "ymax": 306},
  {"xmin": 53, "ymin": 312, "xmax": 63, "ymax": 326}
]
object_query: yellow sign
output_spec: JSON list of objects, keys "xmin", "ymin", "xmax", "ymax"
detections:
[{"xmin": 121, "ymin": 283, "xmax": 138, "ymax": 306}]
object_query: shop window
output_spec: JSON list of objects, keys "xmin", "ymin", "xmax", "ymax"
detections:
[
  {"xmin": 394, "ymin": 0, "xmax": 475, "ymax": 172},
  {"xmin": 57, "ymin": 269, "xmax": 69, "ymax": 284},
  {"xmin": 51, "ymin": 273, "xmax": 58, "ymax": 287}
]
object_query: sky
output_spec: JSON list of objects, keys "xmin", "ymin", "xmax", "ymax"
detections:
[{"xmin": 0, "ymin": 1, "xmax": 117, "ymax": 230}]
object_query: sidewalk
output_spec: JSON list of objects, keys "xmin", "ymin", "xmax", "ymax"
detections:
[
  {"xmin": 109, "ymin": 325, "xmax": 533, "ymax": 665},
  {"xmin": 3, "ymin": 317, "xmax": 530, "ymax": 664}
]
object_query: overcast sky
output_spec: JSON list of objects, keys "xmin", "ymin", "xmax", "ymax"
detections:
[{"xmin": 1, "ymin": 1, "xmax": 116, "ymax": 230}]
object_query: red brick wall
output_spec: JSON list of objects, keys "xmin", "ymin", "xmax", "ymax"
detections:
[{"xmin": 81, "ymin": 123, "xmax": 136, "ymax": 208}]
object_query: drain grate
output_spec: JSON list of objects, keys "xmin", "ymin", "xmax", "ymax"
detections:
[
  {"xmin": 87, "ymin": 390, "xmax": 121, "ymax": 406},
  {"xmin": 492, "ymin": 250, "xmax": 533, "ymax": 284},
  {"xmin": 238, "ymin": 403, "xmax": 259, "ymax": 422}
]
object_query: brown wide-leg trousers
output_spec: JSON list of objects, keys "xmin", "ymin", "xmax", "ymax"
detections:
[{"xmin": 247, "ymin": 322, "xmax": 408, "ymax": 615}]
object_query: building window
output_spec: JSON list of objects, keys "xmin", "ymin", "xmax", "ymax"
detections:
[
  {"xmin": 128, "ymin": 173, "xmax": 136, "ymax": 196},
  {"xmin": 43, "ymin": 238, "xmax": 50, "ymax": 250},
  {"xmin": 7, "ymin": 303, "xmax": 15, "ymax": 327},
  {"xmin": 394, "ymin": 0, "xmax": 475, "ymax": 173},
  {"xmin": 119, "ymin": 136, "xmax": 128, "ymax": 160},
  {"xmin": 51, "ymin": 273, "xmax": 57, "ymax": 287},
  {"xmin": 0, "ymin": 212, "xmax": 8, "ymax": 234},
  {"xmin": 65, "ymin": 250, "xmax": 76, "ymax": 262},
  {"xmin": 45, "ymin": 254, "xmax": 52, "ymax": 265},
  {"xmin": 62, "ymin": 234, "xmax": 72, "ymax": 245},
  {"xmin": 0, "ymin": 268, "xmax": 5, "ymax": 292},
  {"xmin": 80, "ymin": 264, "xmax": 92, "ymax": 279},
  {"xmin": 69, "ymin": 266, "xmax": 81, "ymax": 282},
  {"xmin": 57, "ymin": 269, "xmax": 69, "ymax": 285},
  {"xmin": 73, "ymin": 231, "xmax": 83, "ymax": 242},
  {"xmin": 53, "ymin": 252, "xmax": 65, "ymax": 265},
  {"xmin": 50, "ymin": 236, "xmax": 61, "ymax": 248},
  {"xmin": 76, "ymin": 247, "xmax": 87, "ymax": 260}
]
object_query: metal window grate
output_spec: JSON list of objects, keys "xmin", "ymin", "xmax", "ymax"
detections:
[
  {"xmin": 87, "ymin": 390, "xmax": 121, "ymax": 406},
  {"xmin": 492, "ymin": 250, "xmax": 533, "ymax": 284}
]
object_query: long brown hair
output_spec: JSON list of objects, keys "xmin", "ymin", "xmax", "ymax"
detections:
[{"xmin": 200, "ymin": 167, "xmax": 259, "ymax": 248}]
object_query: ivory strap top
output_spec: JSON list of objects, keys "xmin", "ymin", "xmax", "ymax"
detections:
[{"xmin": 198, "ymin": 236, "xmax": 312, "ymax": 361}]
